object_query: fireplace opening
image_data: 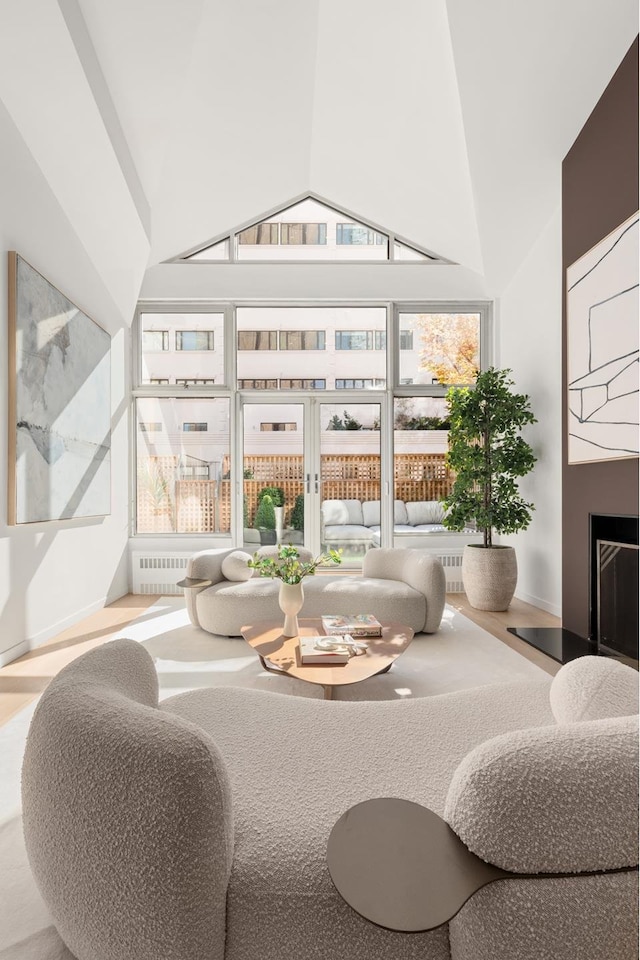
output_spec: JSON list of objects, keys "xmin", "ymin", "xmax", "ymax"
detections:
[{"xmin": 590, "ymin": 514, "xmax": 639, "ymax": 667}]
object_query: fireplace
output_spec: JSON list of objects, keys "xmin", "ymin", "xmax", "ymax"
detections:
[{"xmin": 590, "ymin": 514, "xmax": 639, "ymax": 667}]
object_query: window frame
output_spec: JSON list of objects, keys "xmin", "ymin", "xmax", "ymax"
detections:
[{"xmin": 131, "ymin": 299, "xmax": 492, "ymax": 539}]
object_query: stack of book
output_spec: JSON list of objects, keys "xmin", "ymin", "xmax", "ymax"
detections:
[
  {"xmin": 299, "ymin": 635, "xmax": 350, "ymax": 664},
  {"xmin": 321, "ymin": 614, "xmax": 383, "ymax": 638}
]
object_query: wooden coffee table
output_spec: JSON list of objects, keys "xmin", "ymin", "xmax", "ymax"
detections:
[{"xmin": 241, "ymin": 619, "xmax": 414, "ymax": 700}]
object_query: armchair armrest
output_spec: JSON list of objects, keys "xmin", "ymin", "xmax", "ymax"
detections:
[
  {"xmin": 183, "ymin": 549, "xmax": 236, "ymax": 628},
  {"xmin": 362, "ymin": 548, "xmax": 446, "ymax": 633},
  {"xmin": 444, "ymin": 715, "xmax": 639, "ymax": 874}
]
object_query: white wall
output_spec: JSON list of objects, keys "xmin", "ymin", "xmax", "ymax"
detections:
[
  {"xmin": 497, "ymin": 205, "xmax": 562, "ymax": 616},
  {"xmin": 0, "ymin": 100, "xmax": 131, "ymax": 664}
]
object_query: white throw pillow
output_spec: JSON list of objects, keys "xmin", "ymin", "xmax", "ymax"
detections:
[
  {"xmin": 221, "ymin": 551, "xmax": 254, "ymax": 582},
  {"xmin": 550, "ymin": 655, "xmax": 639, "ymax": 724}
]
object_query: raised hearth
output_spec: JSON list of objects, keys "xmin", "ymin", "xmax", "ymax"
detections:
[{"xmin": 507, "ymin": 627, "xmax": 594, "ymax": 665}]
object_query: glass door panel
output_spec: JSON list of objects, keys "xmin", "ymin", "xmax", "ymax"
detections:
[
  {"xmin": 319, "ymin": 401, "xmax": 381, "ymax": 567},
  {"xmin": 241, "ymin": 402, "xmax": 306, "ymax": 552}
]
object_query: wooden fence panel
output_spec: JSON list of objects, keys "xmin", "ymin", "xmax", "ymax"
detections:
[{"xmin": 139, "ymin": 454, "xmax": 454, "ymax": 533}]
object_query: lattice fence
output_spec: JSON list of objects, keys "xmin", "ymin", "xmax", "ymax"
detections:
[{"xmin": 138, "ymin": 454, "xmax": 454, "ymax": 533}]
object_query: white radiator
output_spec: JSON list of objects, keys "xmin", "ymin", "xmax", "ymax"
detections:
[
  {"xmin": 429, "ymin": 550, "xmax": 464, "ymax": 593},
  {"xmin": 131, "ymin": 553, "xmax": 191, "ymax": 595}
]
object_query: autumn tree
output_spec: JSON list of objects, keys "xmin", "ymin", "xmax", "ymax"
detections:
[{"xmin": 415, "ymin": 313, "xmax": 479, "ymax": 385}]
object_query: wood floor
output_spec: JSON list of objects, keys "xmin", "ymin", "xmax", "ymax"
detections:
[{"xmin": 0, "ymin": 592, "xmax": 560, "ymax": 728}]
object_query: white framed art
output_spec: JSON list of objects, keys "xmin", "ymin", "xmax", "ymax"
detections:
[
  {"xmin": 7, "ymin": 253, "xmax": 111, "ymax": 524},
  {"xmin": 566, "ymin": 212, "xmax": 639, "ymax": 464}
]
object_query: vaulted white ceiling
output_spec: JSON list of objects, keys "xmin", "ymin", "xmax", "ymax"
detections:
[{"xmin": 1, "ymin": 0, "xmax": 637, "ymax": 314}]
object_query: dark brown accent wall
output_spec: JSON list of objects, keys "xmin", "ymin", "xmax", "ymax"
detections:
[{"xmin": 562, "ymin": 37, "xmax": 639, "ymax": 638}]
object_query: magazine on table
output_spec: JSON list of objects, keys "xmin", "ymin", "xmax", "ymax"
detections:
[{"xmin": 321, "ymin": 614, "xmax": 383, "ymax": 637}]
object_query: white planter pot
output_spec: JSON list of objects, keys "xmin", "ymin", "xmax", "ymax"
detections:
[
  {"xmin": 274, "ymin": 506, "xmax": 284, "ymax": 544},
  {"xmin": 279, "ymin": 581, "xmax": 304, "ymax": 637},
  {"xmin": 462, "ymin": 545, "xmax": 518, "ymax": 611}
]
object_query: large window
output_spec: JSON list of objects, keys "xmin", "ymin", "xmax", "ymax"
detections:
[
  {"xmin": 140, "ymin": 312, "xmax": 225, "ymax": 385},
  {"xmin": 398, "ymin": 311, "xmax": 480, "ymax": 386},
  {"xmin": 135, "ymin": 398, "xmax": 230, "ymax": 534},
  {"xmin": 133, "ymin": 301, "xmax": 489, "ymax": 537}
]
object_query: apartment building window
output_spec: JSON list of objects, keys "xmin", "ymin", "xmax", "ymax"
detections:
[
  {"xmin": 399, "ymin": 330, "xmax": 414, "ymax": 350},
  {"xmin": 182, "ymin": 422, "xmax": 208, "ymax": 432},
  {"xmin": 176, "ymin": 331, "xmax": 215, "ymax": 351},
  {"xmin": 280, "ymin": 223, "xmax": 327, "ymax": 245},
  {"xmin": 175, "ymin": 378, "xmax": 216, "ymax": 386},
  {"xmin": 279, "ymin": 330, "xmax": 326, "ymax": 350},
  {"xmin": 335, "ymin": 331, "xmax": 386, "ymax": 350},
  {"xmin": 149, "ymin": 379, "xmax": 169, "ymax": 385},
  {"xmin": 279, "ymin": 378, "xmax": 326, "ymax": 389},
  {"xmin": 335, "ymin": 378, "xmax": 386, "ymax": 389},
  {"xmin": 238, "ymin": 223, "xmax": 279, "ymax": 245},
  {"xmin": 140, "ymin": 422, "xmax": 163, "ymax": 432},
  {"xmin": 336, "ymin": 224, "xmax": 385, "ymax": 245},
  {"xmin": 260, "ymin": 422, "xmax": 297, "ymax": 431},
  {"xmin": 237, "ymin": 379, "xmax": 278, "ymax": 389},
  {"xmin": 238, "ymin": 330, "xmax": 278, "ymax": 350},
  {"xmin": 142, "ymin": 330, "xmax": 169, "ymax": 351}
]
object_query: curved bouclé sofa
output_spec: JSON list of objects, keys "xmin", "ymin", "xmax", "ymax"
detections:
[
  {"xmin": 21, "ymin": 642, "xmax": 639, "ymax": 960},
  {"xmin": 184, "ymin": 546, "xmax": 447, "ymax": 636}
]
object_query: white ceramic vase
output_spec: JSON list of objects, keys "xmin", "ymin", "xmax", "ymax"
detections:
[{"xmin": 279, "ymin": 581, "xmax": 304, "ymax": 637}]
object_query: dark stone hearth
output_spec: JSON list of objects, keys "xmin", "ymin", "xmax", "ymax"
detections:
[{"xmin": 507, "ymin": 627, "xmax": 595, "ymax": 665}]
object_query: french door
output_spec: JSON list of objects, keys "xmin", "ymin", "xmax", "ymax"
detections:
[{"xmin": 239, "ymin": 397, "xmax": 384, "ymax": 566}]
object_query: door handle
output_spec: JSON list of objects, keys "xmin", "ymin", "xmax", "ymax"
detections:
[
  {"xmin": 306, "ymin": 473, "xmax": 310, "ymax": 494},
  {"xmin": 314, "ymin": 473, "xmax": 319, "ymax": 493}
]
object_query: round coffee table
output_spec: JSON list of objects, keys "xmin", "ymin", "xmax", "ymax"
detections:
[{"xmin": 241, "ymin": 619, "xmax": 414, "ymax": 699}]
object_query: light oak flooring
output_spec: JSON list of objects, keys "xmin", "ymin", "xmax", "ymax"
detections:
[{"xmin": 0, "ymin": 592, "xmax": 560, "ymax": 728}]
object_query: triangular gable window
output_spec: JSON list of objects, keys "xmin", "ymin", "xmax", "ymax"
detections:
[{"xmin": 171, "ymin": 195, "xmax": 447, "ymax": 264}]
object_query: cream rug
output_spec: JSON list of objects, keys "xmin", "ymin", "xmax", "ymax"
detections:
[{"xmin": 0, "ymin": 600, "xmax": 547, "ymax": 959}]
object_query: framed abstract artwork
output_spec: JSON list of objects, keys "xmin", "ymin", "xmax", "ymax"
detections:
[
  {"xmin": 7, "ymin": 253, "xmax": 111, "ymax": 524},
  {"xmin": 566, "ymin": 212, "xmax": 639, "ymax": 464}
]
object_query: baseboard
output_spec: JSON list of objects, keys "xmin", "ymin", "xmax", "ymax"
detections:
[
  {"xmin": 0, "ymin": 638, "xmax": 30, "ymax": 667},
  {"xmin": 0, "ymin": 596, "xmax": 109, "ymax": 667},
  {"xmin": 514, "ymin": 589, "xmax": 561, "ymax": 619}
]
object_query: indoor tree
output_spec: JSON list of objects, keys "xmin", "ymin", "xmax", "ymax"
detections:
[{"xmin": 443, "ymin": 367, "xmax": 537, "ymax": 547}]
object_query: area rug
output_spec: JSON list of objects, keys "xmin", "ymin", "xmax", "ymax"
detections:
[{"xmin": 0, "ymin": 600, "xmax": 548, "ymax": 959}]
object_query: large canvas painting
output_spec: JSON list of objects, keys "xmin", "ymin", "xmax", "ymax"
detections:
[
  {"xmin": 8, "ymin": 253, "xmax": 111, "ymax": 523},
  {"xmin": 566, "ymin": 212, "xmax": 639, "ymax": 464}
]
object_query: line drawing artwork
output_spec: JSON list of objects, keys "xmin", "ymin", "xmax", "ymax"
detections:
[{"xmin": 566, "ymin": 212, "xmax": 639, "ymax": 464}]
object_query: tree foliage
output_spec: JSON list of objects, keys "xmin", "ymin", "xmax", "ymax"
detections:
[
  {"xmin": 326, "ymin": 411, "xmax": 363, "ymax": 431},
  {"xmin": 254, "ymin": 493, "xmax": 276, "ymax": 530},
  {"xmin": 443, "ymin": 368, "xmax": 537, "ymax": 547},
  {"xmin": 416, "ymin": 313, "xmax": 479, "ymax": 385}
]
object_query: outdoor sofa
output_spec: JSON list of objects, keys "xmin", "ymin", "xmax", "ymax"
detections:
[
  {"xmin": 321, "ymin": 498, "xmax": 479, "ymax": 549},
  {"xmin": 21, "ymin": 641, "xmax": 639, "ymax": 960}
]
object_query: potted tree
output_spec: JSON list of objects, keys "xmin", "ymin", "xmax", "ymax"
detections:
[
  {"xmin": 443, "ymin": 367, "xmax": 537, "ymax": 610},
  {"xmin": 258, "ymin": 486, "xmax": 285, "ymax": 542},
  {"xmin": 254, "ymin": 493, "xmax": 277, "ymax": 545}
]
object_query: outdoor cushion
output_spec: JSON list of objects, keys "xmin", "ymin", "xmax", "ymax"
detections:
[
  {"xmin": 406, "ymin": 500, "xmax": 446, "ymax": 525},
  {"xmin": 361, "ymin": 499, "xmax": 409, "ymax": 527},
  {"xmin": 321, "ymin": 499, "xmax": 364, "ymax": 525},
  {"xmin": 322, "ymin": 524, "xmax": 371, "ymax": 542}
]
